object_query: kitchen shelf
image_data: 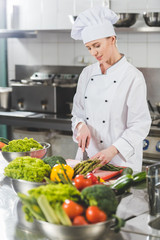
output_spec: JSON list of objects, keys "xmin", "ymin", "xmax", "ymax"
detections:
[{"xmin": 0, "ymin": 30, "xmax": 37, "ymax": 38}]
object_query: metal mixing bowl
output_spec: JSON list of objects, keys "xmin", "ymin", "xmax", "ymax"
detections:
[
  {"xmin": 143, "ymin": 12, "xmax": 160, "ymax": 26},
  {"xmin": 8, "ymin": 177, "xmax": 47, "ymax": 195},
  {"xmin": 34, "ymin": 218, "xmax": 113, "ymax": 240},
  {"xmin": 1, "ymin": 142, "xmax": 50, "ymax": 162},
  {"xmin": 114, "ymin": 13, "xmax": 139, "ymax": 27}
]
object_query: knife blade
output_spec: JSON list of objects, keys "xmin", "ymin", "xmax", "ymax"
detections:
[{"xmin": 82, "ymin": 149, "xmax": 89, "ymax": 161}]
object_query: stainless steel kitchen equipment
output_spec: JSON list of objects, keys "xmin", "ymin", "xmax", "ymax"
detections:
[
  {"xmin": 0, "ymin": 87, "xmax": 12, "ymax": 110},
  {"xmin": 143, "ymin": 12, "xmax": 160, "ymax": 27},
  {"xmin": 9, "ymin": 177, "xmax": 47, "ymax": 195},
  {"xmin": 146, "ymin": 162, "xmax": 160, "ymax": 216},
  {"xmin": 10, "ymin": 65, "xmax": 83, "ymax": 116},
  {"xmin": 114, "ymin": 13, "xmax": 139, "ymax": 27},
  {"xmin": 2, "ymin": 142, "xmax": 50, "ymax": 162},
  {"xmin": 137, "ymin": 68, "xmax": 160, "ymax": 166}
]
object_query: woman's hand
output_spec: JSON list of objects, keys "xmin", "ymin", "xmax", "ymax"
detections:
[
  {"xmin": 76, "ymin": 122, "xmax": 91, "ymax": 152},
  {"xmin": 90, "ymin": 145, "xmax": 119, "ymax": 173}
]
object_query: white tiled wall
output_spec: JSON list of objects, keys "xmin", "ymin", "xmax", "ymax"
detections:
[{"xmin": 7, "ymin": 0, "xmax": 160, "ymax": 80}]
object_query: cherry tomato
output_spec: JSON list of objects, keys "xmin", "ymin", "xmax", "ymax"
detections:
[
  {"xmin": 74, "ymin": 175, "xmax": 92, "ymax": 190},
  {"xmin": 72, "ymin": 216, "xmax": 88, "ymax": 225},
  {"xmin": 62, "ymin": 200, "xmax": 84, "ymax": 219},
  {"xmin": 86, "ymin": 206, "xmax": 107, "ymax": 224},
  {"xmin": 86, "ymin": 173, "xmax": 99, "ymax": 184}
]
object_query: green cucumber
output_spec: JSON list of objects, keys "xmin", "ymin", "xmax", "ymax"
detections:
[
  {"xmin": 0, "ymin": 137, "xmax": 9, "ymax": 144},
  {"xmin": 122, "ymin": 167, "xmax": 133, "ymax": 176},
  {"xmin": 133, "ymin": 171, "xmax": 146, "ymax": 183},
  {"xmin": 111, "ymin": 174, "xmax": 133, "ymax": 194}
]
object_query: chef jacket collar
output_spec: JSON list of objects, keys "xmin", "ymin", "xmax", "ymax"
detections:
[{"xmin": 97, "ymin": 54, "xmax": 126, "ymax": 75}]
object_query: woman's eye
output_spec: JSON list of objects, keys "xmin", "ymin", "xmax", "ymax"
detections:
[{"xmin": 95, "ymin": 45, "xmax": 100, "ymax": 48}]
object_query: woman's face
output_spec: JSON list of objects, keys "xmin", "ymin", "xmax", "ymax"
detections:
[{"xmin": 85, "ymin": 37, "xmax": 115, "ymax": 63}]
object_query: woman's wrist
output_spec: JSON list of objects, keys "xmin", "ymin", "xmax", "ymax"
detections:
[
  {"xmin": 109, "ymin": 145, "xmax": 119, "ymax": 158},
  {"xmin": 76, "ymin": 122, "xmax": 85, "ymax": 130}
]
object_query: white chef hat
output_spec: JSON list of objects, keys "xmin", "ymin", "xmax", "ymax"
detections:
[{"xmin": 71, "ymin": 6, "xmax": 119, "ymax": 44}]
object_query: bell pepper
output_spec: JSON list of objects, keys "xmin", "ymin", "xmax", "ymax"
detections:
[{"xmin": 50, "ymin": 164, "xmax": 74, "ymax": 182}]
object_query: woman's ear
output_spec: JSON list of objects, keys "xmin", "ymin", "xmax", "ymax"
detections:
[{"xmin": 111, "ymin": 36, "xmax": 116, "ymax": 45}]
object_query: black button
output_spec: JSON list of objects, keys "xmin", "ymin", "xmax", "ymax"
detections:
[
  {"xmin": 86, "ymin": 117, "xmax": 89, "ymax": 120},
  {"xmin": 91, "ymin": 78, "xmax": 94, "ymax": 81},
  {"xmin": 85, "ymin": 96, "xmax": 87, "ymax": 99},
  {"xmin": 102, "ymin": 120, "xmax": 105, "ymax": 123},
  {"xmin": 105, "ymin": 100, "xmax": 108, "ymax": 102},
  {"xmin": 100, "ymin": 140, "xmax": 103, "ymax": 143},
  {"xmin": 114, "ymin": 80, "xmax": 116, "ymax": 83}
]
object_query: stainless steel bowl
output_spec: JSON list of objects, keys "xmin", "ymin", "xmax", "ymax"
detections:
[
  {"xmin": 9, "ymin": 177, "xmax": 47, "ymax": 195},
  {"xmin": 143, "ymin": 12, "xmax": 160, "ymax": 27},
  {"xmin": 1, "ymin": 142, "xmax": 50, "ymax": 162},
  {"xmin": 35, "ymin": 218, "xmax": 113, "ymax": 240},
  {"xmin": 114, "ymin": 13, "xmax": 139, "ymax": 27}
]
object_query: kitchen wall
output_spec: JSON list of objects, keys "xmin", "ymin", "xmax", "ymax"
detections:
[{"xmin": 7, "ymin": 0, "xmax": 160, "ymax": 81}]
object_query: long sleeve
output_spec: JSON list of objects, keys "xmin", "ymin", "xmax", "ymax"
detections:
[
  {"xmin": 113, "ymin": 73, "xmax": 151, "ymax": 161},
  {"xmin": 71, "ymin": 68, "xmax": 88, "ymax": 142}
]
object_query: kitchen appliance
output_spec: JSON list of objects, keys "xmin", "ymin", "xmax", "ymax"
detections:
[
  {"xmin": 10, "ymin": 66, "xmax": 82, "ymax": 116},
  {"xmin": 9, "ymin": 65, "xmax": 84, "ymax": 159},
  {"xmin": 143, "ymin": 116, "xmax": 160, "ymax": 165},
  {"xmin": 146, "ymin": 162, "xmax": 160, "ymax": 216},
  {"xmin": 11, "ymin": 66, "xmax": 82, "ymax": 116},
  {"xmin": 0, "ymin": 87, "xmax": 12, "ymax": 110}
]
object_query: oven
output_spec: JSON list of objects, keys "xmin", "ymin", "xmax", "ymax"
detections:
[{"xmin": 9, "ymin": 65, "xmax": 84, "ymax": 159}]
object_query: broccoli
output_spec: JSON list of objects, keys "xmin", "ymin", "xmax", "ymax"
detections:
[
  {"xmin": 43, "ymin": 155, "xmax": 66, "ymax": 168},
  {"xmin": 81, "ymin": 184, "xmax": 118, "ymax": 217}
]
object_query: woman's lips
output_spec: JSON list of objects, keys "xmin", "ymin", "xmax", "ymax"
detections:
[{"xmin": 96, "ymin": 56, "xmax": 102, "ymax": 61}]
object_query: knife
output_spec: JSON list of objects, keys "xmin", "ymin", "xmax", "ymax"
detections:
[{"xmin": 82, "ymin": 149, "xmax": 89, "ymax": 161}]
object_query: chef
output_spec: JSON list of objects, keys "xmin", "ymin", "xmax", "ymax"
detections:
[{"xmin": 71, "ymin": 6, "xmax": 151, "ymax": 171}]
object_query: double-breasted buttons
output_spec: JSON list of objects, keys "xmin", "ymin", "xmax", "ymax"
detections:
[
  {"xmin": 85, "ymin": 96, "xmax": 87, "ymax": 99},
  {"xmin": 100, "ymin": 140, "xmax": 103, "ymax": 143},
  {"xmin": 91, "ymin": 78, "xmax": 94, "ymax": 81},
  {"xmin": 105, "ymin": 100, "xmax": 108, "ymax": 102},
  {"xmin": 86, "ymin": 117, "xmax": 89, "ymax": 120},
  {"xmin": 102, "ymin": 120, "xmax": 105, "ymax": 123},
  {"xmin": 114, "ymin": 80, "xmax": 116, "ymax": 83}
]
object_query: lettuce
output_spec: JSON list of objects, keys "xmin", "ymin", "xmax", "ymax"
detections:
[
  {"xmin": 4, "ymin": 156, "xmax": 51, "ymax": 182},
  {"xmin": 2, "ymin": 137, "xmax": 43, "ymax": 152},
  {"xmin": 28, "ymin": 183, "xmax": 81, "ymax": 205}
]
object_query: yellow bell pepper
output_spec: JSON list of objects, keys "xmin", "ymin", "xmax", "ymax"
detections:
[{"xmin": 50, "ymin": 164, "xmax": 74, "ymax": 182}]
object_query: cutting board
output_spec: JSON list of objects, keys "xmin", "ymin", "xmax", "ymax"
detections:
[
  {"xmin": 66, "ymin": 159, "xmax": 123, "ymax": 181},
  {"xmin": 93, "ymin": 169, "xmax": 123, "ymax": 180}
]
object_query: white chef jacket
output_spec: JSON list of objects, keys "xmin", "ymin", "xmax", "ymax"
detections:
[{"xmin": 71, "ymin": 56, "xmax": 151, "ymax": 171}]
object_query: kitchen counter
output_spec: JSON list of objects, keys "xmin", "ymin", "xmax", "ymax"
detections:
[
  {"xmin": 0, "ymin": 111, "xmax": 72, "ymax": 132},
  {"xmin": 1, "ymin": 154, "xmax": 160, "ymax": 240}
]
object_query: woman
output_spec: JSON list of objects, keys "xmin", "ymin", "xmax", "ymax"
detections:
[{"xmin": 71, "ymin": 6, "xmax": 151, "ymax": 171}]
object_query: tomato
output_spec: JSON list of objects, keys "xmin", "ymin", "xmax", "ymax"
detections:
[
  {"xmin": 62, "ymin": 200, "xmax": 84, "ymax": 219},
  {"xmin": 74, "ymin": 175, "xmax": 92, "ymax": 190},
  {"xmin": 72, "ymin": 216, "xmax": 88, "ymax": 225},
  {"xmin": 86, "ymin": 173, "xmax": 99, "ymax": 184},
  {"xmin": 86, "ymin": 206, "xmax": 107, "ymax": 224},
  {"xmin": 0, "ymin": 142, "xmax": 6, "ymax": 149}
]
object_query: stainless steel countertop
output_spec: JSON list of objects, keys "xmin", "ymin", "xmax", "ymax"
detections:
[{"xmin": 0, "ymin": 153, "xmax": 160, "ymax": 240}]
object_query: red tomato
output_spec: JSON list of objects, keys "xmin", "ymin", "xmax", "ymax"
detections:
[
  {"xmin": 86, "ymin": 206, "xmax": 107, "ymax": 224},
  {"xmin": 72, "ymin": 216, "xmax": 88, "ymax": 225},
  {"xmin": 62, "ymin": 200, "xmax": 84, "ymax": 219},
  {"xmin": 74, "ymin": 175, "xmax": 92, "ymax": 190},
  {"xmin": 86, "ymin": 173, "xmax": 99, "ymax": 184}
]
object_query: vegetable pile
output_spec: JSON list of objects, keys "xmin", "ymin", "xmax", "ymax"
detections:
[
  {"xmin": 2, "ymin": 137, "xmax": 43, "ymax": 152},
  {"xmin": 4, "ymin": 156, "xmax": 51, "ymax": 182},
  {"xmin": 73, "ymin": 159, "xmax": 123, "ymax": 177},
  {"xmin": 18, "ymin": 182, "xmax": 120, "ymax": 228}
]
